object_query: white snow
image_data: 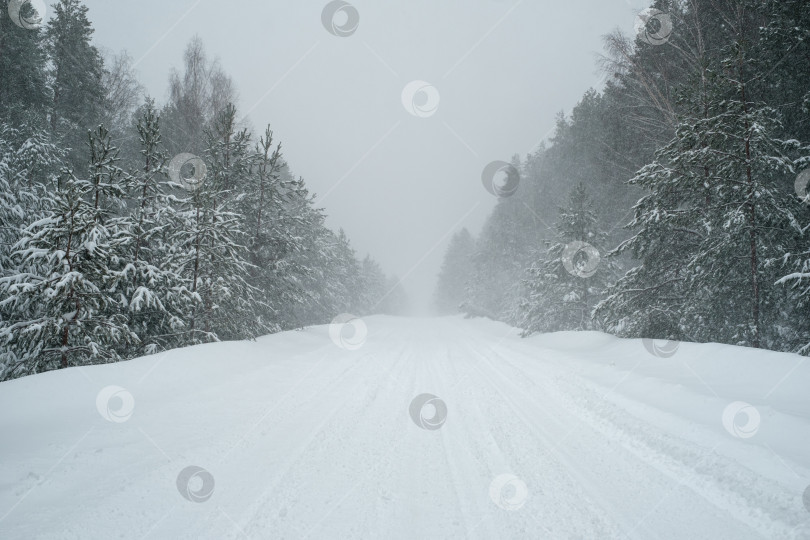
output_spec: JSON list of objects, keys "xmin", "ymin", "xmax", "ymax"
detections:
[{"xmin": 1, "ymin": 316, "xmax": 809, "ymax": 539}]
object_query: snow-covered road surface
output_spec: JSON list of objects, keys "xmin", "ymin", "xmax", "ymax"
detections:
[{"xmin": 1, "ymin": 316, "xmax": 809, "ymax": 539}]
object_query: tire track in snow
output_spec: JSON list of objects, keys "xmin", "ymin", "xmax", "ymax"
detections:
[
  {"xmin": 231, "ymin": 343, "xmax": 413, "ymax": 539},
  {"xmin": 160, "ymin": 345, "xmax": 407, "ymax": 540},
  {"xmin": 428, "ymin": 347, "xmax": 477, "ymax": 539},
  {"xmin": 434, "ymin": 343, "xmax": 556, "ymax": 539},
  {"xmin": 457, "ymin": 341, "xmax": 633, "ymax": 539},
  {"xmin": 469, "ymin": 336, "xmax": 793, "ymax": 539},
  {"xmin": 484, "ymin": 337, "xmax": 806, "ymax": 538}
]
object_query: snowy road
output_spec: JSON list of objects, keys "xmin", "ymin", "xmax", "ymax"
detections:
[{"xmin": 1, "ymin": 316, "xmax": 809, "ymax": 539}]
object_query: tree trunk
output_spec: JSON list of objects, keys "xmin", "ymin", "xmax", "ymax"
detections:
[{"xmin": 739, "ymin": 63, "xmax": 761, "ymax": 348}]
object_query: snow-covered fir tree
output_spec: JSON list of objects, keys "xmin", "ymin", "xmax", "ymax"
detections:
[
  {"xmin": 0, "ymin": 167, "xmax": 135, "ymax": 377},
  {"xmin": 598, "ymin": 2, "xmax": 807, "ymax": 348},
  {"xmin": 169, "ymin": 103, "xmax": 261, "ymax": 343},
  {"xmin": 0, "ymin": 0, "xmax": 51, "ymax": 128},
  {"xmin": 517, "ymin": 184, "xmax": 615, "ymax": 334},
  {"xmin": 46, "ymin": 0, "xmax": 106, "ymax": 168},
  {"xmin": 110, "ymin": 99, "xmax": 197, "ymax": 357},
  {"xmin": 433, "ymin": 228, "xmax": 474, "ymax": 315},
  {"xmin": 240, "ymin": 125, "xmax": 286, "ymax": 332},
  {"xmin": 356, "ymin": 255, "xmax": 388, "ymax": 315}
]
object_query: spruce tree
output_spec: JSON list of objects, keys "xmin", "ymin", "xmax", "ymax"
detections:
[
  {"xmin": 518, "ymin": 184, "xmax": 614, "ymax": 334},
  {"xmin": 0, "ymin": 169, "xmax": 134, "ymax": 376},
  {"xmin": 357, "ymin": 255, "xmax": 388, "ymax": 315},
  {"xmin": 0, "ymin": 124, "xmax": 63, "ymax": 380},
  {"xmin": 112, "ymin": 99, "xmax": 196, "ymax": 357},
  {"xmin": 433, "ymin": 229, "xmax": 474, "ymax": 315},
  {"xmin": 46, "ymin": 0, "xmax": 106, "ymax": 167},
  {"xmin": 169, "ymin": 103, "xmax": 261, "ymax": 343},
  {"xmin": 598, "ymin": 3, "xmax": 806, "ymax": 348},
  {"xmin": 0, "ymin": 0, "xmax": 51, "ymax": 127},
  {"xmin": 274, "ymin": 175, "xmax": 333, "ymax": 328},
  {"xmin": 241, "ymin": 125, "xmax": 285, "ymax": 331}
]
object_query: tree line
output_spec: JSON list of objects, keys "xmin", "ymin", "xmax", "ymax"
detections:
[
  {"xmin": 435, "ymin": 0, "xmax": 810, "ymax": 354},
  {"xmin": 0, "ymin": 0, "xmax": 406, "ymax": 380}
]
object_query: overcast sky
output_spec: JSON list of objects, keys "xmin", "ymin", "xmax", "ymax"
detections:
[{"xmin": 79, "ymin": 0, "xmax": 651, "ymax": 313}]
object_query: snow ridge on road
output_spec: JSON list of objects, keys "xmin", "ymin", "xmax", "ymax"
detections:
[{"xmin": 1, "ymin": 316, "xmax": 808, "ymax": 539}]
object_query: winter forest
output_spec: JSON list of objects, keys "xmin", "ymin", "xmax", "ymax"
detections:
[
  {"xmin": 434, "ymin": 0, "xmax": 810, "ymax": 354},
  {"xmin": 0, "ymin": 0, "xmax": 407, "ymax": 381},
  {"xmin": 3, "ymin": 0, "xmax": 808, "ymax": 381},
  {"xmin": 2, "ymin": 1, "xmax": 810, "ymax": 538}
]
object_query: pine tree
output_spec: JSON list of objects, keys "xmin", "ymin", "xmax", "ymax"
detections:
[
  {"xmin": 0, "ymin": 169, "xmax": 134, "ymax": 377},
  {"xmin": 240, "ymin": 125, "xmax": 286, "ymax": 331},
  {"xmin": 0, "ymin": 0, "xmax": 51, "ymax": 128},
  {"xmin": 517, "ymin": 184, "xmax": 615, "ymax": 334},
  {"xmin": 1, "ymin": 3, "xmax": 394, "ymax": 376},
  {"xmin": 357, "ymin": 255, "xmax": 388, "ymax": 315},
  {"xmin": 86, "ymin": 125, "xmax": 128, "ymax": 219},
  {"xmin": 433, "ymin": 229, "xmax": 474, "ymax": 315},
  {"xmin": 0, "ymin": 124, "xmax": 63, "ymax": 380},
  {"xmin": 111, "ymin": 99, "xmax": 196, "ymax": 357},
  {"xmin": 755, "ymin": 0, "xmax": 810, "ymax": 144},
  {"xmin": 463, "ymin": 195, "xmax": 532, "ymax": 320},
  {"xmin": 272, "ymin": 175, "xmax": 334, "ymax": 328},
  {"xmin": 169, "ymin": 103, "xmax": 262, "ymax": 343},
  {"xmin": 0, "ymin": 125, "xmax": 62, "ymax": 275},
  {"xmin": 598, "ymin": 2, "xmax": 806, "ymax": 348},
  {"xmin": 291, "ymin": 226, "xmax": 362, "ymax": 326},
  {"xmin": 330, "ymin": 229, "xmax": 363, "ymax": 315},
  {"xmin": 46, "ymin": 0, "xmax": 106, "ymax": 167}
]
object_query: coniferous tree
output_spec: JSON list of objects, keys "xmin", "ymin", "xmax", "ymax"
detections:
[
  {"xmin": 0, "ymin": 2, "xmax": 392, "ymax": 378},
  {"xmin": 169, "ymin": 103, "xmax": 261, "ymax": 343},
  {"xmin": 46, "ymin": 0, "xmax": 106, "ymax": 167},
  {"xmin": 518, "ymin": 184, "xmax": 615, "ymax": 334},
  {"xmin": 0, "ymin": 0, "xmax": 51, "ymax": 128},
  {"xmin": 0, "ymin": 167, "xmax": 134, "ymax": 376},
  {"xmin": 0, "ymin": 124, "xmax": 63, "ymax": 379},
  {"xmin": 463, "ymin": 195, "xmax": 531, "ymax": 320},
  {"xmin": 86, "ymin": 125, "xmax": 128, "ymax": 218},
  {"xmin": 0, "ymin": 125, "xmax": 62, "ymax": 274},
  {"xmin": 330, "ymin": 229, "xmax": 363, "ymax": 314},
  {"xmin": 433, "ymin": 228, "xmax": 474, "ymax": 315},
  {"xmin": 357, "ymin": 255, "xmax": 388, "ymax": 315},
  {"xmin": 598, "ymin": 2, "xmax": 806, "ymax": 348},
  {"xmin": 240, "ymin": 125, "xmax": 286, "ymax": 331},
  {"xmin": 111, "ymin": 99, "xmax": 196, "ymax": 357},
  {"xmin": 275, "ymin": 176, "xmax": 337, "ymax": 328}
]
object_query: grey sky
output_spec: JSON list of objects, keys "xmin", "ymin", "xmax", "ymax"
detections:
[{"xmin": 80, "ymin": 0, "xmax": 650, "ymax": 313}]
